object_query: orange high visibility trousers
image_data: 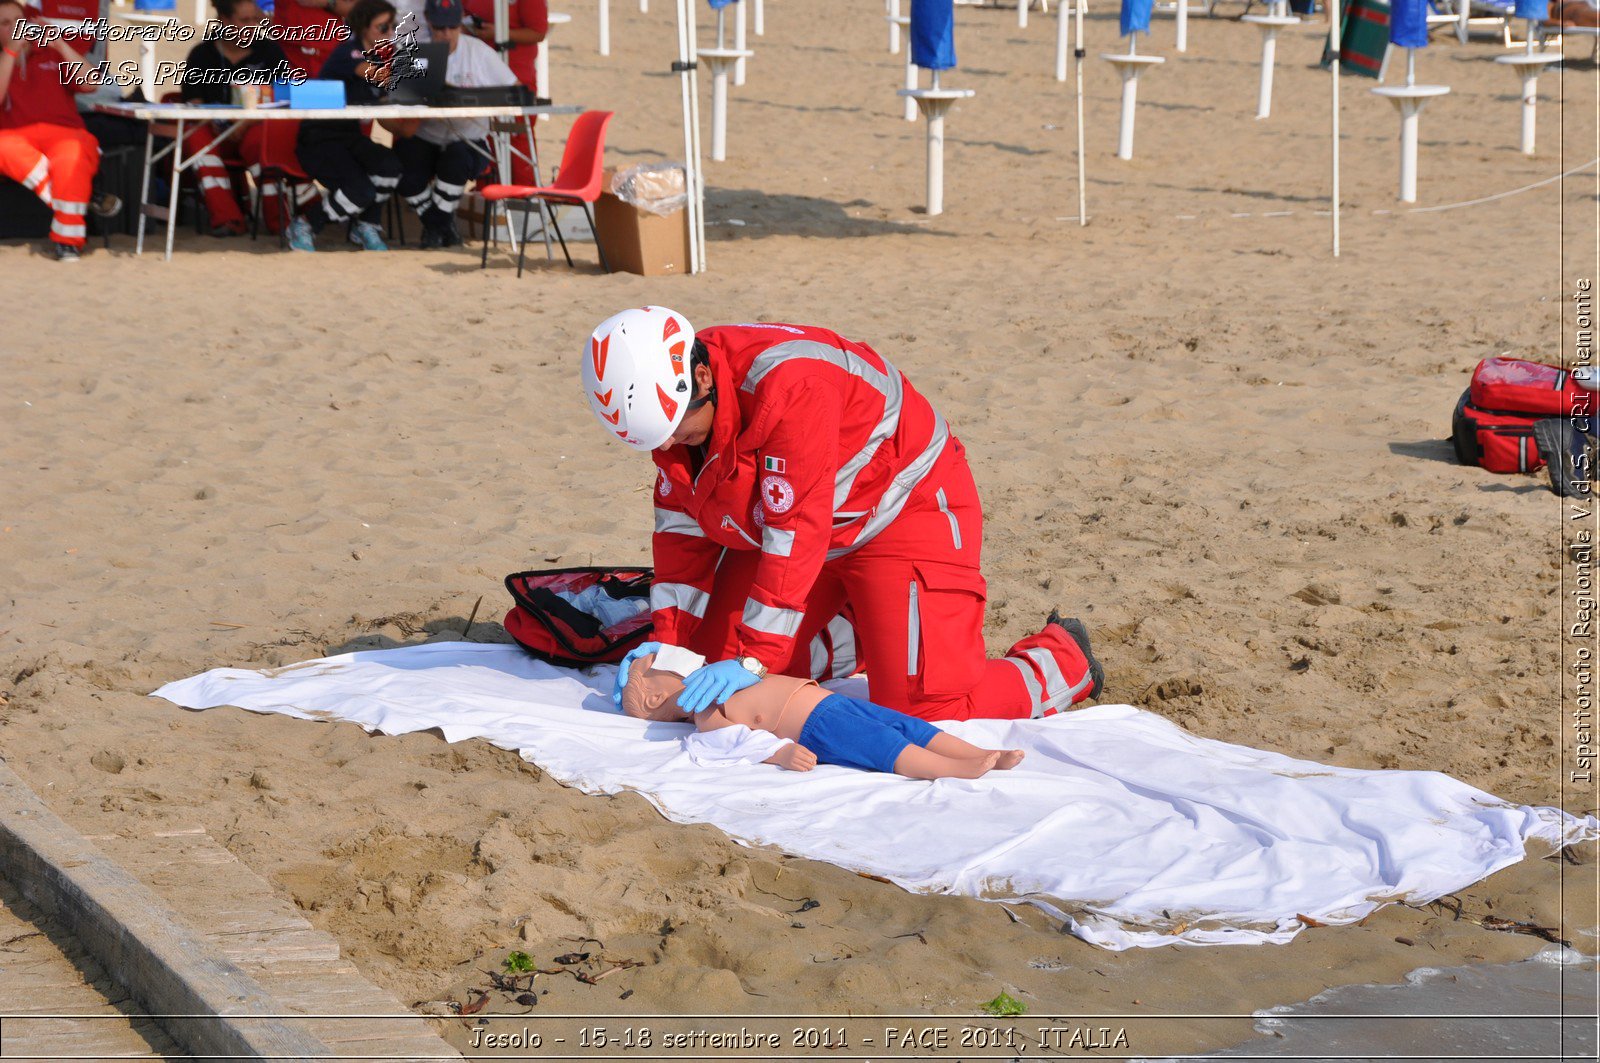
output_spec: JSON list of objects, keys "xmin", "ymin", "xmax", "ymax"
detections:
[{"xmin": 0, "ymin": 122, "xmax": 99, "ymax": 247}]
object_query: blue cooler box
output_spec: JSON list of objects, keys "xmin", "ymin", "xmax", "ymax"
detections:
[{"xmin": 283, "ymin": 81, "xmax": 347, "ymax": 109}]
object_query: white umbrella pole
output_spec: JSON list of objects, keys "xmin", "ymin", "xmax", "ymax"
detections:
[
  {"xmin": 734, "ymin": 0, "xmax": 747, "ymax": 85},
  {"xmin": 1177, "ymin": 0, "xmax": 1188, "ymax": 53},
  {"xmin": 1020, "ymin": 0, "xmax": 1030, "ymax": 28},
  {"xmin": 675, "ymin": 0, "xmax": 703, "ymax": 272},
  {"xmin": 888, "ymin": 0, "xmax": 901, "ymax": 53},
  {"xmin": 1258, "ymin": 31, "xmax": 1276, "ymax": 117},
  {"xmin": 599, "ymin": 0, "xmax": 610, "ymax": 56},
  {"xmin": 904, "ymin": 43, "xmax": 918, "ymax": 121},
  {"xmin": 1055, "ymin": 0, "xmax": 1068, "ymax": 81},
  {"xmin": 674, "ymin": 0, "xmax": 697, "ymax": 272},
  {"xmin": 490, "ymin": 0, "xmax": 509, "ymax": 186},
  {"xmin": 1329, "ymin": 0, "xmax": 1340, "ymax": 257},
  {"xmin": 754, "ymin": 0, "xmax": 763, "ymax": 36},
  {"xmin": 688, "ymin": 0, "xmax": 707, "ymax": 270},
  {"xmin": 1075, "ymin": 0, "xmax": 1086, "ymax": 225}
]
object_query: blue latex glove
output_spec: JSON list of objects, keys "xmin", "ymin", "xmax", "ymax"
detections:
[
  {"xmin": 612, "ymin": 641, "xmax": 663, "ymax": 708},
  {"xmin": 677, "ymin": 658, "xmax": 762, "ymax": 715}
]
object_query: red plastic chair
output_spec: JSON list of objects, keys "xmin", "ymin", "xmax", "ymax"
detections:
[
  {"xmin": 478, "ymin": 110, "xmax": 613, "ymax": 277},
  {"xmin": 255, "ymin": 120, "xmax": 316, "ymax": 247}
]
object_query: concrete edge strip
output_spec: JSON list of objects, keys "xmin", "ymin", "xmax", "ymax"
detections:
[{"xmin": 0, "ymin": 757, "xmax": 336, "ymax": 1060}]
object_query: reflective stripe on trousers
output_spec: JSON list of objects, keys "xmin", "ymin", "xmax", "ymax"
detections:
[
  {"xmin": 906, "ymin": 581, "xmax": 920, "ymax": 676},
  {"xmin": 1004, "ymin": 647, "xmax": 1093, "ymax": 717}
]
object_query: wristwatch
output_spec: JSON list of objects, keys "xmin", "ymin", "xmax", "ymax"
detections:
[{"xmin": 736, "ymin": 656, "xmax": 768, "ymax": 680}]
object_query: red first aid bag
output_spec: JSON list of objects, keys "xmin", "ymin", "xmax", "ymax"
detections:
[
  {"xmin": 504, "ymin": 567, "xmax": 653, "ymax": 667},
  {"xmin": 1452, "ymin": 391, "xmax": 1545, "ymax": 473},
  {"xmin": 1452, "ymin": 358, "xmax": 1593, "ymax": 474},
  {"xmin": 1469, "ymin": 357, "xmax": 1594, "ymax": 418}
]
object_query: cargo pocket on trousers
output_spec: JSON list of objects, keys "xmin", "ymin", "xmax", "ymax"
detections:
[{"xmin": 908, "ymin": 561, "xmax": 988, "ymax": 699}]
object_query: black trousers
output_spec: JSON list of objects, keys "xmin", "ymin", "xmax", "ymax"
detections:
[
  {"xmin": 394, "ymin": 136, "xmax": 482, "ymax": 227},
  {"xmin": 296, "ymin": 135, "xmax": 401, "ymax": 229}
]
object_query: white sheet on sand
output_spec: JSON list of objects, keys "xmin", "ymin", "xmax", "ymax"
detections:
[{"xmin": 152, "ymin": 642, "xmax": 1596, "ymax": 951}]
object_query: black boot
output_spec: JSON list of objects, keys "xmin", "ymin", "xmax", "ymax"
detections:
[
  {"xmin": 1046, "ymin": 610, "xmax": 1104, "ymax": 702},
  {"xmin": 1534, "ymin": 417, "xmax": 1593, "ymax": 499},
  {"xmin": 419, "ymin": 206, "xmax": 457, "ymax": 249}
]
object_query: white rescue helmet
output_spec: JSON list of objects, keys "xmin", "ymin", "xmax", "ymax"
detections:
[{"xmin": 581, "ymin": 306, "xmax": 697, "ymax": 451}]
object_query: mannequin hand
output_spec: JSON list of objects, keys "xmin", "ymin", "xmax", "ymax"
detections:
[
  {"xmin": 766, "ymin": 742, "xmax": 817, "ymax": 772},
  {"xmin": 678, "ymin": 659, "xmax": 761, "ymax": 715},
  {"xmin": 612, "ymin": 641, "xmax": 662, "ymax": 708}
]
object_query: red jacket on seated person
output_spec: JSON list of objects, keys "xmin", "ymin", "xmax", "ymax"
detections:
[
  {"xmin": 274, "ymin": 0, "xmax": 354, "ymax": 77},
  {"xmin": 461, "ymin": 0, "xmax": 544, "ymax": 185},
  {"xmin": 461, "ymin": 0, "xmax": 545, "ymax": 94}
]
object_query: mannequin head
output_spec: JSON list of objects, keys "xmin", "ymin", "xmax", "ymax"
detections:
[{"xmin": 619, "ymin": 654, "xmax": 692, "ymax": 722}]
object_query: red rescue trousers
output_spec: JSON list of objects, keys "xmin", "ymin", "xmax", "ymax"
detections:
[
  {"xmin": 0, "ymin": 122, "xmax": 97, "ymax": 247},
  {"xmin": 683, "ymin": 440, "xmax": 1097, "ymax": 722},
  {"xmin": 183, "ymin": 123, "xmax": 283, "ymax": 232}
]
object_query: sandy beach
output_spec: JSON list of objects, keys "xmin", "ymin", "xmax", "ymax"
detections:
[{"xmin": 2, "ymin": 3, "xmax": 1598, "ymax": 1058}]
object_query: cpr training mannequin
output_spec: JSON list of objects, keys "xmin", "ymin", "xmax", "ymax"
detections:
[{"xmin": 621, "ymin": 649, "xmax": 1025, "ymax": 780}]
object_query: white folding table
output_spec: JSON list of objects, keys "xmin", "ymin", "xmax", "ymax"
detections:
[{"xmin": 95, "ymin": 100, "xmax": 582, "ymax": 259}]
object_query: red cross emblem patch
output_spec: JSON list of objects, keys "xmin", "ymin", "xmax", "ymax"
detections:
[{"xmin": 761, "ymin": 475, "xmax": 795, "ymax": 514}]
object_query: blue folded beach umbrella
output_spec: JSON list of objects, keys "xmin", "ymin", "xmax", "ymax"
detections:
[
  {"xmin": 1388, "ymin": 0, "xmax": 1430, "ymax": 48},
  {"xmin": 707, "ymin": 0, "xmax": 737, "ymax": 9},
  {"xmin": 911, "ymin": 0, "xmax": 957, "ymax": 70},
  {"xmin": 1120, "ymin": 0, "xmax": 1153, "ymax": 37},
  {"xmin": 1513, "ymin": 0, "xmax": 1548, "ymax": 19}
]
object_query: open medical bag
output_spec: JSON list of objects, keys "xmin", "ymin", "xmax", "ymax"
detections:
[{"xmin": 504, "ymin": 567, "xmax": 653, "ymax": 667}]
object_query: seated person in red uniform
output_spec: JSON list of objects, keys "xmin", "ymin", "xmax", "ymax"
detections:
[
  {"xmin": 287, "ymin": 0, "xmax": 407, "ymax": 252},
  {"xmin": 34, "ymin": 0, "xmax": 142, "ymax": 151},
  {"xmin": 274, "ymin": 0, "xmax": 355, "ymax": 78},
  {"xmin": 0, "ymin": 0, "xmax": 118, "ymax": 260},
  {"xmin": 461, "ymin": 0, "xmax": 543, "ymax": 184},
  {"xmin": 180, "ymin": 0, "xmax": 293, "ymax": 236}
]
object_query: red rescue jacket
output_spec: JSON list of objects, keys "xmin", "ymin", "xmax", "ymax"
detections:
[{"xmin": 649, "ymin": 323, "xmax": 951, "ymax": 668}]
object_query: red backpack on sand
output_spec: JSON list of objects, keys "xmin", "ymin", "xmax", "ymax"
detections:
[
  {"xmin": 1452, "ymin": 357, "xmax": 1594, "ymax": 474},
  {"xmin": 504, "ymin": 567, "xmax": 654, "ymax": 667}
]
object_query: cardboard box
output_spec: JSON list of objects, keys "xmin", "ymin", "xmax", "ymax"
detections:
[{"xmin": 593, "ymin": 168, "xmax": 691, "ymax": 277}]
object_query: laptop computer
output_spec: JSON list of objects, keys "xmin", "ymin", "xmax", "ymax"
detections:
[
  {"xmin": 385, "ymin": 41, "xmax": 450, "ymax": 105},
  {"xmin": 432, "ymin": 83, "xmax": 537, "ymax": 108}
]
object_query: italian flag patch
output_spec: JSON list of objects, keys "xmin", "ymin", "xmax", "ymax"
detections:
[{"xmin": 764, "ymin": 456, "xmax": 787, "ymax": 473}]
